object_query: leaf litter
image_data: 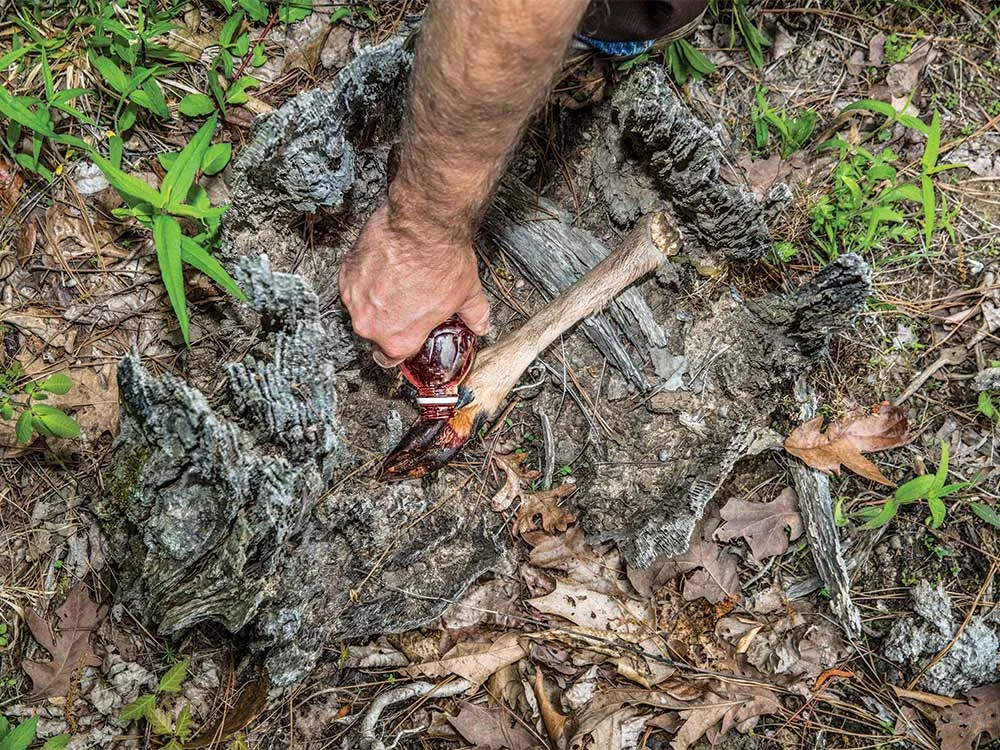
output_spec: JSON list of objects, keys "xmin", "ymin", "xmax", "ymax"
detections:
[
  {"xmin": 716, "ymin": 487, "xmax": 804, "ymax": 562},
  {"xmin": 21, "ymin": 585, "xmax": 104, "ymax": 700},
  {"xmin": 784, "ymin": 404, "xmax": 909, "ymax": 485}
]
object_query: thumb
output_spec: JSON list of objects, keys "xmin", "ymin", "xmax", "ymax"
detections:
[{"xmin": 457, "ymin": 288, "xmax": 491, "ymax": 336}]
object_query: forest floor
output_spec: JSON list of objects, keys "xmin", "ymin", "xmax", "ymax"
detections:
[{"xmin": 1, "ymin": 0, "xmax": 999, "ymax": 749}]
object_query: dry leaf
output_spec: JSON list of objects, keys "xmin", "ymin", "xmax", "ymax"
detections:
[
  {"xmin": 889, "ymin": 684, "xmax": 960, "ymax": 708},
  {"xmin": 673, "ymin": 684, "xmax": 781, "ymax": 750},
  {"xmin": 440, "ymin": 578, "xmax": 520, "ymax": 631},
  {"xmin": 937, "ymin": 683, "xmax": 1000, "ymax": 750},
  {"xmin": 447, "ymin": 700, "xmax": 542, "ymax": 750},
  {"xmin": 532, "ymin": 669, "xmax": 568, "ymax": 747},
  {"xmin": 671, "ymin": 703, "xmax": 731, "ymax": 750},
  {"xmin": 716, "ymin": 488, "xmax": 804, "ymax": 562},
  {"xmin": 22, "ymin": 585, "xmax": 103, "ymax": 699},
  {"xmin": 185, "ymin": 668, "xmax": 268, "ymax": 748},
  {"xmin": 885, "ymin": 39, "xmax": 938, "ymax": 98},
  {"xmin": 628, "ymin": 514, "xmax": 740, "ymax": 605},
  {"xmin": 526, "ymin": 526, "xmax": 624, "ymax": 596},
  {"xmin": 514, "ymin": 484, "xmax": 577, "ymax": 535},
  {"xmin": 784, "ymin": 406, "xmax": 908, "ymax": 485},
  {"xmin": 490, "ymin": 453, "xmax": 538, "ymax": 511},
  {"xmin": 403, "ymin": 631, "xmax": 526, "ymax": 690},
  {"xmin": 50, "ymin": 364, "xmax": 120, "ymax": 443},
  {"xmin": 580, "ymin": 707, "xmax": 648, "ymax": 750},
  {"xmin": 528, "ymin": 580, "xmax": 653, "ymax": 635}
]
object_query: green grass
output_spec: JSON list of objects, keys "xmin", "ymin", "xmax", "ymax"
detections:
[
  {"xmin": 752, "ymin": 87, "xmax": 818, "ymax": 158},
  {"xmin": 0, "ymin": 0, "xmax": 322, "ymax": 343}
]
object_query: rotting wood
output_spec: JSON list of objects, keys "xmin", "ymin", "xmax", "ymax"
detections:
[{"xmin": 788, "ymin": 380, "xmax": 862, "ymax": 640}]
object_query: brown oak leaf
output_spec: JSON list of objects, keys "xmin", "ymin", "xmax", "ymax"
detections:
[
  {"xmin": 403, "ymin": 631, "xmax": 526, "ymax": 691},
  {"xmin": 514, "ymin": 484, "xmax": 577, "ymax": 535},
  {"xmin": 784, "ymin": 405, "xmax": 908, "ymax": 486},
  {"xmin": 447, "ymin": 700, "xmax": 542, "ymax": 750},
  {"xmin": 630, "ymin": 515, "xmax": 740, "ymax": 604},
  {"xmin": 22, "ymin": 585, "xmax": 103, "ymax": 699},
  {"xmin": 716, "ymin": 487, "xmax": 804, "ymax": 562},
  {"xmin": 937, "ymin": 683, "xmax": 1000, "ymax": 750},
  {"xmin": 490, "ymin": 453, "xmax": 539, "ymax": 511}
]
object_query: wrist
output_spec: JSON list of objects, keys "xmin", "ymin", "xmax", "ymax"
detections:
[{"xmin": 387, "ymin": 168, "xmax": 479, "ymax": 247}]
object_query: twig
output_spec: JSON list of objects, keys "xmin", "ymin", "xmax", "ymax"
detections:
[
  {"xmin": 537, "ymin": 408, "xmax": 555, "ymax": 490},
  {"xmin": 356, "ymin": 679, "xmax": 470, "ymax": 750}
]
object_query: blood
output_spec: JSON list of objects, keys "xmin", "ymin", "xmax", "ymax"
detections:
[{"xmin": 398, "ymin": 316, "xmax": 477, "ymax": 420}]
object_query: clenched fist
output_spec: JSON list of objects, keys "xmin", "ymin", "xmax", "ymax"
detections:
[{"xmin": 338, "ymin": 202, "xmax": 491, "ymax": 367}]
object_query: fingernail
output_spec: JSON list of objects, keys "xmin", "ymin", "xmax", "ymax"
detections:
[{"xmin": 372, "ymin": 349, "xmax": 399, "ymax": 368}]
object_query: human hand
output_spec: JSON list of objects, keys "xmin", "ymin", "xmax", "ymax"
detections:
[{"xmin": 338, "ymin": 202, "xmax": 491, "ymax": 367}]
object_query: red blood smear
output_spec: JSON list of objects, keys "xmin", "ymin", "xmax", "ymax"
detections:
[{"xmin": 398, "ymin": 316, "xmax": 476, "ymax": 420}]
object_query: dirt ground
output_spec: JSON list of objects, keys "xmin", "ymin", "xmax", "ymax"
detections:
[{"xmin": 2, "ymin": 1, "xmax": 999, "ymax": 748}]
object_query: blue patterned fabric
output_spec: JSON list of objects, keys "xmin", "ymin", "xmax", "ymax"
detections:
[{"xmin": 576, "ymin": 35, "xmax": 656, "ymax": 57}]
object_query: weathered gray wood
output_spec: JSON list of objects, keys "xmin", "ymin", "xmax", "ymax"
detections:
[
  {"xmin": 788, "ymin": 462, "xmax": 862, "ymax": 640},
  {"xmin": 483, "ymin": 182, "xmax": 668, "ymax": 390}
]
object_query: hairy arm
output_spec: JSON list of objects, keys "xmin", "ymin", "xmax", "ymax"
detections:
[{"xmin": 339, "ymin": 0, "xmax": 590, "ymax": 365}]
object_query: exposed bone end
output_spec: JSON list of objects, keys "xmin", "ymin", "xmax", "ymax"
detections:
[{"xmin": 649, "ymin": 211, "xmax": 683, "ymax": 258}]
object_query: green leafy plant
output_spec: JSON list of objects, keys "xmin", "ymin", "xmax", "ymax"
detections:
[
  {"xmin": 94, "ymin": 115, "xmax": 244, "ymax": 344},
  {"xmin": 752, "ymin": 87, "xmax": 817, "ymax": 158},
  {"xmin": 120, "ymin": 659, "xmax": 194, "ymax": 750},
  {"xmin": 978, "ymin": 391, "xmax": 999, "ymax": 422},
  {"xmin": 976, "ymin": 365, "xmax": 999, "ymax": 424},
  {"xmin": 80, "ymin": 2, "xmax": 191, "ymax": 68},
  {"xmin": 837, "ymin": 100, "xmax": 961, "ymax": 247},
  {"xmin": 616, "ymin": 51, "xmax": 651, "ymax": 72},
  {"xmin": 0, "ymin": 622, "xmax": 8, "ymax": 648},
  {"xmin": 330, "ymin": 4, "xmax": 376, "ymax": 24},
  {"xmin": 0, "ymin": 368, "xmax": 81, "ymax": 446},
  {"xmin": 809, "ymin": 141, "xmax": 917, "ymax": 260},
  {"xmin": 971, "ymin": 502, "xmax": 1000, "ymax": 531},
  {"xmin": 664, "ymin": 39, "xmax": 716, "ymax": 84},
  {"xmin": 0, "ymin": 50, "xmax": 90, "ymax": 181},
  {"xmin": 0, "ymin": 716, "xmax": 70, "ymax": 750},
  {"xmin": 882, "ymin": 33, "xmax": 914, "ymax": 66},
  {"xmin": 853, "ymin": 442, "xmax": 975, "ymax": 530},
  {"xmin": 729, "ymin": 0, "xmax": 770, "ymax": 68}
]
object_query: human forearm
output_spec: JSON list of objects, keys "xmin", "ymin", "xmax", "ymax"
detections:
[{"xmin": 390, "ymin": 0, "xmax": 589, "ymax": 243}]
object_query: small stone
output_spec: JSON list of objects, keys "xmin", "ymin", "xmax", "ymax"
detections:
[
  {"xmin": 74, "ymin": 162, "xmax": 110, "ymax": 195},
  {"xmin": 657, "ymin": 449, "xmax": 670, "ymax": 462},
  {"xmin": 320, "ymin": 24, "xmax": 353, "ymax": 70}
]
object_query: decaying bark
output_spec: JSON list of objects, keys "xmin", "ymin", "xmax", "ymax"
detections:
[
  {"xmin": 789, "ymin": 463, "xmax": 862, "ymax": 640},
  {"xmin": 100, "ymin": 38, "xmax": 871, "ymax": 683}
]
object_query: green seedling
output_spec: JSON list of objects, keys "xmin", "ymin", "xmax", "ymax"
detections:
[
  {"xmin": 665, "ymin": 39, "xmax": 716, "ymax": 84},
  {"xmin": 95, "ymin": 115, "xmax": 244, "ymax": 344},
  {"xmin": 120, "ymin": 659, "xmax": 194, "ymax": 750},
  {"xmin": 729, "ymin": 0, "xmax": 770, "ymax": 68},
  {"xmin": 0, "ymin": 716, "xmax": 70, "ymax": 750},
  {"xmin": 0, "ymin": 369, "xmax": 81, "ymax": 446},
  {"xmin": 854, "ymin": 442, "xmax": 975, "ymax": 530},
  {"xmin": 752, "ymin": 87, "xmax": 817, "ymax": 158},
  {"xmin": 882, "ymin": 33, "xmax": 914, "ymax": 66}
]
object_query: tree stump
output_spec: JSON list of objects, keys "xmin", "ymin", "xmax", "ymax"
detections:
[{"xmin": 99, "ymin": 38, "xmax": 871, "ymax": 685}]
